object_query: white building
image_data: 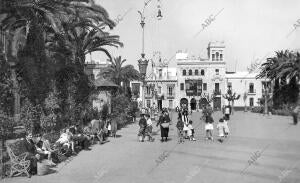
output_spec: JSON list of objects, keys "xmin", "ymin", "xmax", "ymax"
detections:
[
  {"xmin": 131, "ymin": 41, "xmax": 272, "ymax": 111},
  {"xmin": 225, "ymin": 71, "xmax": 271, "ymax": 108}
]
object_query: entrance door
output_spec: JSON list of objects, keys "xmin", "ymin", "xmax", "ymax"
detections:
[
  {"xmin": 190, "ymin": 98, "xmax": 196, "ymax": 110},
  {"xmin": 213, "ymin": 97, "xmax": 221, "ymax": 110}
]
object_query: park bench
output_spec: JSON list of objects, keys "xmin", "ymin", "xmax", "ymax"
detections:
[{"xmin": 6, "ymin": 140, "xmax": 31, "ymax": 178}]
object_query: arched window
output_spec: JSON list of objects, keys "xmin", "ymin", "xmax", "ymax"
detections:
[
  {"xmin": 195, "ymin": 69, "xmax": 199, "ymax": 75},
  {"xmin": 220, "ymin": 54, "xmax": 223, "ymax": 61},
  {"xmin": 182, "ymin": 69, "xmax": 186, "ymax": 76},
  {"xmin": 212, "ymin": 54, "xmax": 215, "ymax": 61},
  {"xmin": 188, "ymin": 69, "xmax": 192, "ymax": 76}
]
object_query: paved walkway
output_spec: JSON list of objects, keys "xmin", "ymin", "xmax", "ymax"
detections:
[{"xmin": 3, "ymin": 111, "xmax": 300, "ymax": 183}]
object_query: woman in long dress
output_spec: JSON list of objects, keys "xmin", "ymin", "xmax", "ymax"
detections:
[
  {"xmin": 157, "ymin": 110, "xmax": 171, "ymax": 142},
  {"xmin": 181, "ymin": 110, "xmax": 189, "ymax": 139}
]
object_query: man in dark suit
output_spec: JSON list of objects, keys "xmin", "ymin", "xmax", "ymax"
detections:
[{"xmin": 21, "ymin": 133, "xmax": 40, "ymax": 175}]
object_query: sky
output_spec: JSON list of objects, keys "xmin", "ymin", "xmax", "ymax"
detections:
[{"xmin": 88, "ymin": 0, "xmax": 300, "ymax": 72}]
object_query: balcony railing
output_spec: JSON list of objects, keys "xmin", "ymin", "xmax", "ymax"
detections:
[
  {"xmin": 213, "ymin": 89, "xmax": 221, "ymax": 95},
  {"xmin": 167, "ymin": 94, "xmax": 175, "ymax": 99}
]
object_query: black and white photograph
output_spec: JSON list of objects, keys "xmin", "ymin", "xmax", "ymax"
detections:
[{"xmin": 0, "ymin": 0, "xmax": 300, "ymax": 182}]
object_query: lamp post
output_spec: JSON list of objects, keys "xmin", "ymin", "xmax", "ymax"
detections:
[{"xmin": 137, "ymin": 0, "xmax": 162, "ymax": 108}]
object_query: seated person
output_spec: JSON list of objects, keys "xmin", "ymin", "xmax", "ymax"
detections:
[
  {"xmin": 71, "ymin": 125, "xmax": 90, "ymax": 150},
  {"xmin": 56, "ymin": 129, "xmax": 75, "ymax": 154},
  {"xmin": 36, "ymin": 135, "xmax": 56, "ymax": 165},
  {"xmin": 21, "ymin": 133, "xmax": 41, "ymax": 175}
]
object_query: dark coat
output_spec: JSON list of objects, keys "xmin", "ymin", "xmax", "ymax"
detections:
[
  {"xmin": 139, "ymin": 117, "xmax": 147, "ymax": 128},
  {"xmin": 22, "ymin": 138, "xmax": 37, "ymax": 155}
]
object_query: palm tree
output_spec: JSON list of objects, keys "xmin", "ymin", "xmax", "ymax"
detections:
[
  {"xmin": 257, "ymin": 50, "xmax": 300, "ymax": 107},
  {"xmin": 46, "ymin": 20, "xmax": 122, "ymax": 68},
  {"xmin": 98, "ymin": 56, "xmax": 140, "ymax": 88}
]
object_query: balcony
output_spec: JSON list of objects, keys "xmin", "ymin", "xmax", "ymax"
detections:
[
  {"xmin": 213, "ymin": 89, "xmax": 221, "ymax": 95},
  {"xmin": 248, "ymin": 89, "xmax": 256, "ymax": 95},
  {"xmin": 167, "ymin": 93, "xmax": 175, "ymax": 99}
]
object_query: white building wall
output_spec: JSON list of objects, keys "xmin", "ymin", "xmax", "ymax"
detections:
[{"xmin": 225, "ymin": 72, "xmax": 265, "ymax": 107}]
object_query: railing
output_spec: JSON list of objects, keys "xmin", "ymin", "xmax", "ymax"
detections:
[
  {"xmin": 213, "ymin": 89, "xmax": 221, "ymax": 95},
  {"xmin": 248, "ymin": 89, "xmax": 256, "ymax": 94},
  {"xmin": 166, "ymin": 94, "xmax": 175, "ymax": 99}
]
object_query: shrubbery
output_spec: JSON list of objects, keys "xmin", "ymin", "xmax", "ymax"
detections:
[{"xmin": 111, "ymin": 94, "xmax": 139, "ymax": 128}]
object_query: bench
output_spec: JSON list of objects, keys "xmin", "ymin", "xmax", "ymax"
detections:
[{"xmin": 6, "ymin": 140, "xmax": 31, "ymax": 178}]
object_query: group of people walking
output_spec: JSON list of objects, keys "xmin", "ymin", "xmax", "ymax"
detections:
[
  {"xmin": 138, "ymin": 108, "xmax": 171, "ymax": 142},
  {"xmin": 138, "ymin": 104, "xmax": 232, "ymax": 144}
]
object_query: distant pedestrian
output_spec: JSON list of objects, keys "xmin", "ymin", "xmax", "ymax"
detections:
[
  {"xmin": 157, "ymin": 110, "xmax": 171, "ymax": 142},
  {"xmin": 205, "ymin": 111, "xmax": 214, "ymax": 141},
  {"xmin": 223, "ymin": 116, "xmax": 230, "ymax": 137},
  {"xmin": 224, "ymin": 105, "xmax": 231, "ymax": 120},
  {"xmin": 187, "ymin": 120, "xmax": 196, "ymax": 141},
  {"xmin": 182, "ymin": 110, "xmax": 189, "ymax": 139},
  {"xmin": 111, "ymin": 119, "xmax": 118, "ymax": 138},
  {"xmin": 176, "ymin": 117, "xmax": 184, "ymax": 143},
  {"xmin": 138, "ymin": 113, "xmax": 147, "ymax": 142},
  {"xmin": 217, "ymin": 118, "xmax": 226, "ymax": 143},
  {"xmin": 145, "ymin": 114, "xmax": 154, "ymax": 142},
  {"xmin": 292, "ymin": 105, "xmax": 299, "ymax": 125}
]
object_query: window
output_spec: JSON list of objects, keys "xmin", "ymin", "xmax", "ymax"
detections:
[
  {"xmin": 146, "ymin": 86, "xmax": 151, "ymax": 95},
  {"xmin": 195, "ymin": 69, "xmax": 199, "ymax": 75},
  {"xmin": 147, "ymin": 100, "xmax": 151, "ymax": 108},
  {"xmin": 200, "ymin": 69, "xmax": 205, "ymax": 76},
  {"xmin": 169, "ymin": 100, "xmax": 173, "ymax": 108},
  {"xmin": 212, "ymin": 54, "xmax": 215, "ymax": 61},
  {"xmin": 159, "ymin": 69, "xmax": 162, "ymax": 79},
  {"xmin": 215, "ymin": 83, "xmax": 220, "ymax": 91},
  {"xmin": 168, "ymin": 86, "xmax": 173, "ymax": 96},
  {"xmin": 249, "ymin": 98, "xmax": 254, "ymax": 107},
  {"xmin": 203, "ymin": 83, "xmax": 207, "ymax": 91},
  {"xmin": 180, "ymin": 83, "xmax": 184, "ymax": 90},
  {"xmin": 188, "ymin": 69, "xmax": 192, "ymax": 76},
  {"xmin": 215, "ymin": 69, "xmax": 219, "ymax": 75},
  {"xmin": 182, "ymin": 69, "xmax": 186, "ymax": 76},
  {"xmin": 249, "ymin": 83, "xmax": 254, "ymax": 93},
  {"xmin": 216, "ymin": 52, "xmax": 219, "ymax": 61},
  {"xmin": 158, "ymin": 86, "xmax": 161, "ymax": 94},
  {"xmin": 220, "ymin": 54, "xmax": 223, "ymax": 61}
]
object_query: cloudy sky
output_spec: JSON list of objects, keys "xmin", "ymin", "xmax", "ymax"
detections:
[{"xmin": 90, "ymin": 0, "xmax": 300, "ymax": 72}]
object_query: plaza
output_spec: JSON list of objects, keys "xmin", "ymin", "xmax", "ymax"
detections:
[{"xmin": 3, "ymin": 111, "xmax": 300, "ymax": 183}]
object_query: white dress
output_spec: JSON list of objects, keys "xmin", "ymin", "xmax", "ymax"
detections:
[{"xmin": 205, "ymin": 123, "xmax": 214, "ymax": 131}]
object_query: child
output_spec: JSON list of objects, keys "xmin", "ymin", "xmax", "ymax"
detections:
[
  {"xmin": 176, "ymin": 117, "xmax": 184, "ymax": 143},
  {"xmin": 187, "ymin": 120, "xmax": 196, "ymax": 141},
  {"xmin": 217, "ymin": 118, "xmax": 226, "ymax": 143},
  {"xmin": 205, "ymin": 115, "xmax": 214, "ymax": 141},
  {"xmin": 145, "ymin": 114, "xmax": 154, "ymax": 142},
  {"xmin": 223, "ymin": 116, "xmax": 230, "ymax": 137}
]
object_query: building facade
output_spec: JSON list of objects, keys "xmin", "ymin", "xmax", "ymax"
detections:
[
  {"xmin": 225, "ymin": 72, "xmax": 272, "ymax": 108},
  {"xmin": 130, "ymin": 41, "xmax": 272, "ymax": 111}
]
